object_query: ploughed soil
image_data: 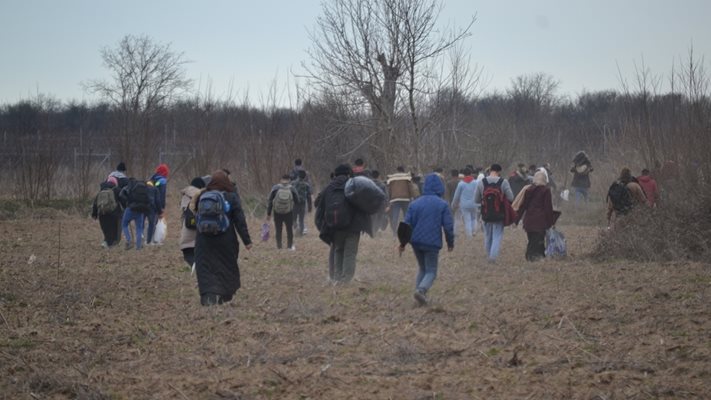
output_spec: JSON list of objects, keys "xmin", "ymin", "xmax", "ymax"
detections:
[{"xmin": 1, "ymin": 209, "xmax": 709, "ymax": 399}]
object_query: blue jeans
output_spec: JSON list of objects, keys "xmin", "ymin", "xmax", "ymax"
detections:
[
  {"xmin": 483, "ymin": 222, "xmax": 505, "ymax": 261},
  {"xmin": 413, "ymin": 247, "xmax": 439, "ymax": 293},
  {"xmin": 389, "ymin": 200, "xmax": 410, "ymax": 235},
  {"xmin": 573, "ymin": 186, "xmax": 589, "ymax": 206},
  {"xmin": 461, "ymin": 207, "xmax": 479, "ymax": 238},
  {"xmin": 122, "ymin": 209, "xmax": 145, "ymax": 249}
]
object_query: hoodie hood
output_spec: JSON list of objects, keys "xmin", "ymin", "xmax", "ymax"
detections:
[{"xmin": 422, "ymin": 173, "xmax": 445, "ymax": 197}]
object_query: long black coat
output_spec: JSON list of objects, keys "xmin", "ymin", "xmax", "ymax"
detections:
[{"xmin": 194, "ymin": 191, "xmax": 252, "ymax": 298}]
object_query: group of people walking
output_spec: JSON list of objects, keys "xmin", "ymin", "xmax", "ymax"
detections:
[{"xmin": 90, "ymin": 152, "xmax": 666, "ymax": 308}]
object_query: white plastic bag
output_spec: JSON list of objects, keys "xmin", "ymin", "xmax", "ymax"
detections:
[
  {"xmin": 153, "ymin": 218, "xmax": 167, "ymax": 244},
  {"xmin": 560, "ymin": 189, "xmax": 570, "ymax": 202}
]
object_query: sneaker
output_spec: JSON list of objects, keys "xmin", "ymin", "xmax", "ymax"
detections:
[
  {"xmin": 101, "ymin": 241, "xmax": 108, "ymax": 249},
  {"xmin": 125, "ymin": 242, "xmax": 133, "ymax": 251},
  {"xmin": 288, "ymin": 246, "xmax": 296, "ymax": 251},
  {"xmin": 303, "ymin": 227, "xmax": 308, "ymax": 233},
  {"xmin": 414, "ymin": 290, "xmax": 427, "ymax": 306}
]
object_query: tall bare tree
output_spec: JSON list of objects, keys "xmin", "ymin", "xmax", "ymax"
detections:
[
  {"xmin": 305, "ymin": 0, "xmax": 473, "ymax": 170},
  {"xmin": 86, "ymin": 35, "xmax": 191, "ymax": 175}
]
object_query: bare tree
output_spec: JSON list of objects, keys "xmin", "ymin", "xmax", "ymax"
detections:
[
  {"xmin": 305, "ymin": 0, "xmax": 474, "ymax": 169},
  {"xmin": 86, "ymin": 35, "xmax": 191, "ymax": 176}
]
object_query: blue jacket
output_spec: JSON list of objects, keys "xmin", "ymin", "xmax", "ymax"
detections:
[
  {"xmin": 404, "ymin": 174, "xmax": 455, "ymax": 252},
  {"xmin": 150, "ymin": 173, "xmax": 168, "ymax": 212},
  {"xmin": 452, "ymin": 178, "xmax": 479, "ymax": 210}
]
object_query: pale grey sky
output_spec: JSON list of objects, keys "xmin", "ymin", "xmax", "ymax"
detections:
[{"xmin": 1, "ymin": 0, "xmax": 709, "ymax": 104}]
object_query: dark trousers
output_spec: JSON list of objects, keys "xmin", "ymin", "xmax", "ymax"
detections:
[
  {"xmin": 274, "ymin": 212, "xmax": 294, "ymax": 249},
  {"xmin": 182, "ymin": 248, "xmax": 195, "ymax": 267},
  {"xmin": 293, "ymin": 203, "xmax": 307, "ymax": 235},
  {"xmin": 526, "ymin": 231, "xmax": 546, "ymax": 261}
]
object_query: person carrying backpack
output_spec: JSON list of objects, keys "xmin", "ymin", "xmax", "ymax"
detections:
[
  {"xmin": 606, "ymin": 167, "xmax": 647, "ymax": 226},
  {"xmin": 192, "ymin": 170, "xmax": 252, "ymax": 306},
  {"xmin": 398, "ymin": 174, "xmax": 454, "ymax": 306},
  {"xmin": 267, "ymin": 175, "xmax": 301, "ymax": 250},
  {"xmin": 315, "ymin": 164, "xmax": 372, "ymax": 283},
  {"xmin": 291, "ymin": 170, "xmax": 312, "ymax": 236},
  {"xmin": 179, "ymin": 177, "xmax": 206, "ymax": 267},
  {"xmin": 91, "ymin": 177, "xmax": 123, "ymax": 248},
  {"xmin": 119, "ymin": 178, "xmax": 153, "ymax": 250},
  {"xmin": 451, "ymin": 167, "xmax": 480, "ymax": 239},
  {"xmin": 474, "ymin": 164, "xmax": 515, "ymax": 263},
  {"xmin": 386, "ymin": 166, "xmax": 417, "ymax": 236}
]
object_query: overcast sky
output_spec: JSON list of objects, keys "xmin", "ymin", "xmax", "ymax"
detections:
[{"xmin": 1, "ymin": 0, "xmax": 709, "ymax": 105}]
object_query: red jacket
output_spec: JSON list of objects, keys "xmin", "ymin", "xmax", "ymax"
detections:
[{"xmin": 636, "ymin": 175, "xmax": 659, "ymax": 207}]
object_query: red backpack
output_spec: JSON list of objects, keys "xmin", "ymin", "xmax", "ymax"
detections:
[{"xmin": 481, "ymin": 179, "xmax": 506, "ymax": 223}]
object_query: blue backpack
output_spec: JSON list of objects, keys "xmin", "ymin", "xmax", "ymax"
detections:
[{"xmin": 196, "ymin": 191, "xmax": 231, "ymax": 235}]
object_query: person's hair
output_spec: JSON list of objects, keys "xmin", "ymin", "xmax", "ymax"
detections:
[
  {"xmin": 412, "ymin": 175, "xmax": 421, "ymax": 182},
  {"xmin": 354, "ymin": 158, "xmax": 364, "ymax": 166},
  {"xmin": 517, "ymin": 163, "xmax": 526, "ymax": 168},
  {"xmin": 281, "ymin": 174, "xmax": 291, "ymax": 181},
  {"xmin": 396, "ymin": 166, "xmax": 405, "ymax": 173},
  {"xmin": 298, "ymin": 170, "xmax": 307, "ymax": 179},
  {"xmin": 641, "ymin": 168, "xmax": 650, "ymax": 176},
  {"xmin": 371, "ymin": 170, "xmax": 380, "ymax": 179},
  {"xmin": 463, "ymin": 167, "xmax": 473, "ymax": 176},
  {"xmin": 450, "ymin": 169, "xmax": 459, "ymax": 177},
  {"xmin": 619, "ymin": 167, "xmax": 632, "ymax": 181},
  {"xmin": 221, "ymin": 168, "xmax": 231, "ymax": 176},
  {"xmin": 295, "ymin": 159, "xmax": 302, "ymax": 166},
  {"xmin": 206, "ymin": 170, "xmax": 235, "ymax": 193},
  {"xmin": 434, "ymin": 167, "xmax": 443, "ymax": 173},
  {"xmin": 466, "ymin": 164, "xmax": 474, "ymax": 170},
  {"xmin": 490, "ymin": 164, "xmax": 502, "ymax": 172}
]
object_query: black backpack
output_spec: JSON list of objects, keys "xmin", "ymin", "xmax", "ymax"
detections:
[
  {"xmin": 324, "ymin": 187, "xmax": 353, "ymax": 229},
  {"xmin": 481, "ymin": 179, "xmax": 506, "ymax": 222},
  {"xmin": 129, "ymin": 181, "xmax": 151, "ymax": 213},
  {"xmin": 183, "ymin": 207, "xmax": 197, "ymax": 230},
  {"xmin": 607, "ymin": 181, "xmax": 633, "ymax": 215}
]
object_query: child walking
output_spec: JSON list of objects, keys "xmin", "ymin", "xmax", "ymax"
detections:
[{"xmin": 398, "ymin": 174, "xmax": 455, "ymax": 306}]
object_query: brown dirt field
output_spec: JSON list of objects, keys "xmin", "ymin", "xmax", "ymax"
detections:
[{"xmin": 1, "ymin": 210, "xmax": 710, "ymax": 399}]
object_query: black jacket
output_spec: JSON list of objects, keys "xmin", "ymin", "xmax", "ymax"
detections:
[{"xmin": 315, "ymin": 175, "xmax": 372, "ymax": 244}]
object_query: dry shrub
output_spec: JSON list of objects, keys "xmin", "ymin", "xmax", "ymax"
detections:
[{"xmin": 592, "ymin": 189, "xmax": 711, "ymax": 261}]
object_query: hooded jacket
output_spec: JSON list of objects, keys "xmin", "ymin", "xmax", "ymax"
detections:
[
  {"xmin": 452, "ymin": 176, "xmax": 479, "ymax": 210},
  {"xmin": 404, "ymin": 174, "xmax": 454, "ymax": 252},
  {"xmin": 636, "ymin": 175, "xmax": 659, "ymax": 207},
  {"xmin": 179, "ymin": 185, "xmax": 202, "ymax": 250},
  {"xmin": 386, "ymin": 172, "xmax": 416, "ymax": 203}
]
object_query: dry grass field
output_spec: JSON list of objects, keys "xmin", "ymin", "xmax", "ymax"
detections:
[{"xmin": 1, "ymin": 206, "xmax": 709, "ymax": 399}]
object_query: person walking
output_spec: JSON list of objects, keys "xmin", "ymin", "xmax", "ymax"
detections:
[
  {"xmin": 474, "ymin": 164, "xmax": 515, "ymax": 263},
  {"xmin": 398, "ymin": 174, "xmax": 454, "ymax": 306},
  {"xmin": 291, "ymin": 170, "xmax": 312, "ymax": 236},
  {"xmin": 91, "ymin": 177, "xmax": 123, "ymax": 248},
  {"xmin": 266, "ymin": 175, "xmax": 300, "ymax": 250},
  {"xmin": 606, "ymin": 167, "xmax": 647, "ymax": 226},
  {"xmin": 570, "ymin": 151, "xmax": 593, "ymax": 206},
  {"xmin": 146, "ymin": 163, "xmax": 169, "ymax": 244},
  {"xmin": 179, "ymin": 177, "xmax": 206, "ymax": 267},
  {"xmin": 315, "ymin": 164, "xmax": 372, "ymax": 283},
  {"xmin": 515, "ymin": 171, "xmax": 556, "ymax": 261},
  {"xmin": 451, "ymin": 167, "xmax": 480, "ymax": 238},
  {"xmin": 192, "ymin": 170, "xmax": 252, "ymax": 306},
  {"xmin": 119, "ymin": 178, "xmax": 152, "ymax": 250},
  {"xmin": 386, "ymin": 166, "xmax": 417, "ymax": 236},
  {"xmin": 637, "ymin": 168, "xmax": 659, "ymax": 208}
]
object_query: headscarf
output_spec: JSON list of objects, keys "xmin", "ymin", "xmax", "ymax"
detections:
[
  {"xmin": 533, "ymin": 170, "xmax": 548, "ymax": 186},
  {"xmin": 206, "ymin": 170, "xmax": 235, "ymax": 193},
  {"xmin": 106, "ymin": 176, "xmax": 118, "ymax": 187}
]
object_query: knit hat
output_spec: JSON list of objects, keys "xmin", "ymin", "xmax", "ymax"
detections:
[
  {"xmin": 106, "ymin": 176, "xmax": 118, "ymax": 187},
  {"xmin": 334, "ymin": 164, "xmax": 352, "ymax": 177},
  {"xmin": 116, "ymin": 162, "xmax": 126, "ymax": 172},
  {"xmin": 155, "ymin": 163, "xmax": 170, "ymax": 178}
]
